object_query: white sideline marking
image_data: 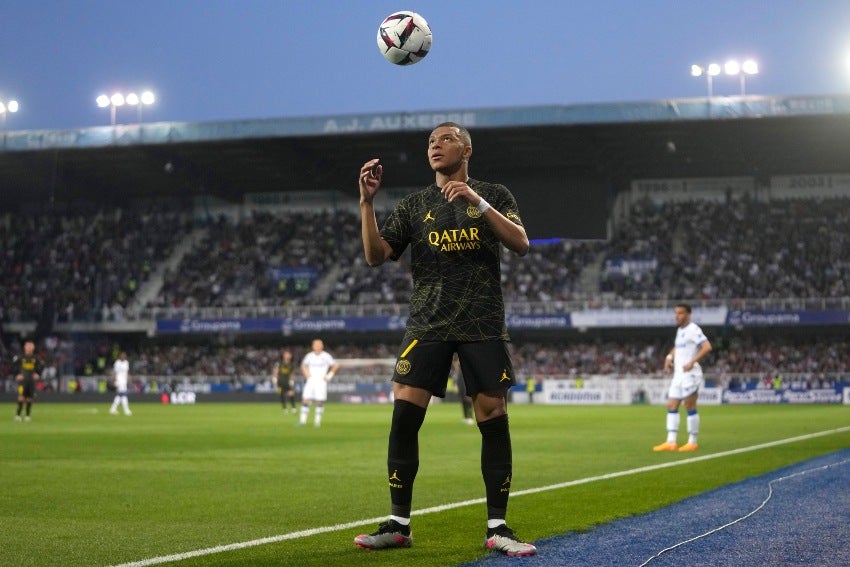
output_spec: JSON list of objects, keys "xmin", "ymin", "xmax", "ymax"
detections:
[
  {"xmin": 510, "ymin": 424, "xmax": 850, "ymax": 497},
  {"xmin": 111, "ymin": 425, "xmax": 850, "ymax": 567}
]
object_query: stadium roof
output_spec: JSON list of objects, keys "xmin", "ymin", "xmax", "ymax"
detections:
[{"xmin": 3, "ymin": 94, "xmax": 850, "ymax": 209}]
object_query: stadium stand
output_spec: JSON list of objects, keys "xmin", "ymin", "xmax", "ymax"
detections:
[
  {"xmin": 602, "ymin": 196, "xmax": 850, "ymax": 301},
  {"xmin": 2, "ymin": 97, "xmax": 850, "ymax": 399},
  {"xmin": 2, "ymin": 194, "xmax": 850, "ymax": 397},
  {"xmin": 3, "ymin": 193, "xmax": 849, "ymax": 324},
  {"xmin": 1, "ymin": 206, "xmax": 191, "ymax": 323}
]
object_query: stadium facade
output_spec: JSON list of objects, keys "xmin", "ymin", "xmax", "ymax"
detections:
[
  {"xmin": 4, "ymin": 93, "xmax": 850, "ymax": 330},
  {"xmin": 2, "ymin": 94, "xmax": 849, "ymax": 403}
]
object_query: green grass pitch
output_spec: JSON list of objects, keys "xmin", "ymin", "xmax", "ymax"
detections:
[{"xmin": 1, "ymin": 401, "xmax": 848, "ymax": 566}]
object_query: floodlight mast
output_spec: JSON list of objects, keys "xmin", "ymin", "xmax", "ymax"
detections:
[
  {"xmin": 96, "ymin": 90, "xmax": 156, "ymax": 125},
  {"xmin": 691, "ymin": 59, "xmax": 758, "ymax": 97}
]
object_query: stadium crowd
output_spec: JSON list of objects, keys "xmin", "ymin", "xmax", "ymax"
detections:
[
  {"xmin": 151, "ymin": 210, "xmax": 362, "ymax": 309},
  {"xmin": 1, "ymin": 206, "xmax": 190, "ymax": 323},
  {"xmin": 3, "ymin": 196, "xmax": 850, "ymax": 321},
  {"xmin": 3, "ymin": 196, "xmax": 850, "ymax": 395},
  {"xmin": 602, "ymin": 197, "xmax": 850, "ymax": 300}
]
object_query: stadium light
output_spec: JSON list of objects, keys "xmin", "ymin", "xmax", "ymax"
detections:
[
  {"xmin": 0, "ymin": 98, "xmax": 19, "ymax": 128},
  {"xmin": 96, "ymin": 90, "xmax": 156, "ymax": 125},
  {"xmin": 726, "ymin": 59, "xmax": 759, "ymax": 95},
  {"xmin": 691, "ymin": 63, "xmax": 722, "ymax": 97},
  {"xmin": 691, "ymin": 59, "xmax": 757, "ymax": 97}
]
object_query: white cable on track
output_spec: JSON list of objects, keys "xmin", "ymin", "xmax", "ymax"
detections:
[{"xmin": 638, "ymin": 457, "xmax": 850, "ymax": 567}]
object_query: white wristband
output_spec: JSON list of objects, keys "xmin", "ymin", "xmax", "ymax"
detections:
[
  {"xmin": 665, "ymin": 354, "xmax": 673, "ymax": 361},
  {"xmin": 476, "ymin": 198, "xmax": 491, "ymax": 213}
]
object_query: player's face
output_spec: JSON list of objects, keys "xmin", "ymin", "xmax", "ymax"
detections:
[
  {"xmin": 312, "ymin": 340, "xmax": 323, "ymax": 353},
  {"xmin": 674, "ymin": 307, "xmax": 690, "ymax": 327},
  {"xmin": 428, "ymin": 127, "xmax": 470, "ymax": 173},
  {"xmin": 24, "ymin": 342, "xmax": 34, "ymax": 355}
]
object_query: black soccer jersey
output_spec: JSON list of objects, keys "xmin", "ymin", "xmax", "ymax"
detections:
[
  {"xmin": 380, "ymin": 178, "xmax": 523, "ymax": 341},
  {"xmin": 13, "ymin": 354, "xmax": 42, "ymax": 383},
  {"xmin": 277, "ymin": 360, "xmax": 295, "ymax": 385}
]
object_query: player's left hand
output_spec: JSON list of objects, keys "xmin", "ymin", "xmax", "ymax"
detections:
[{"xmin": 441, "ymin": 180, "xmax": 481, "ymax": 206}]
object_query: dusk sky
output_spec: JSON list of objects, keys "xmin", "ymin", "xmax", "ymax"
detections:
[{"xmin": 2, "ymin": 1, "xmax": 850, "ymax": 131}]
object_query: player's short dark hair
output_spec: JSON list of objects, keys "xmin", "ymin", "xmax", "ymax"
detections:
[
  {"xmin": 435, "ymin": 121, "xmax": 471, "ymax": 146},
  {"xmin": 676, "ymin": 303, "xmax": 692, "ymax": 313}
]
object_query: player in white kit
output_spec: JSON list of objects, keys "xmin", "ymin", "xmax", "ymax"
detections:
[
  {"xmin": 653, "ymin": 304, "xmax": 711, "ymax": 452},
  {"xmin": 109, "ymin": 352, "xmax": 133, "ymax": 416},
  {"xmin": 298, "ymin": 339, "xmax": 339, "ymax": 427}
]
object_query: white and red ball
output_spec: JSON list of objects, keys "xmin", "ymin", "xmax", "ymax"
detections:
[{"xmin": 376, "ymin": 11, "xmax": 432, "ymax": 66}]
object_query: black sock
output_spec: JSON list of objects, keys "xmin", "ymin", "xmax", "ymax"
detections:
[
  {"xmin": 16, "ymin": 402, "xmax": 23, "ymax": 416},
  {"xmin": 25, "ymin": 402, "xmax": 32, "ymax": 416},
  {"xmin": 387, "ymin": 399, "xmax": 426, "ymax": 519},
  {"xmin": 478, "ymin": 414, "xmax": 512, "ymax": 520},
  {"xmin": 462, "ymin": 399, "xmax": 474, "ymax": 419}
]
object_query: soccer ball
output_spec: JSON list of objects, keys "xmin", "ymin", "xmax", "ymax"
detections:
[{"xmin": 376, "ymin": 11, "xmax": 432, "ymax": 66}]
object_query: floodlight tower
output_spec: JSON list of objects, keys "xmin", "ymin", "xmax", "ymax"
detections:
[
  {"xmin": 96, "ymin": 90, "xmax": 155, "ymax": 125},
  {"xmin": 692, "ymin": 59, "xmax": 758, "ymax": 96},
  {"xmin": 691, "ymin": 63, "xmax": 722, "ymax": 97}
]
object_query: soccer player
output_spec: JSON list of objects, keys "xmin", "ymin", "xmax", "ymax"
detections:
[
  {"xmin": 13, "ymin": 340, "xmax": 43, "ymax": 422},
  {"xmin": 298, "ymin": 339, "xmax": 338, "ymax": 427},
  {"xmin": 272, "ymin": 348, "xmax": 297, "ymax": 413},
  {"xmin": 109, "ymin": 351, "xmax": 133, "ymax": 416},
  {"xmin": 354, "ymin": 122, "xmax": 536, "ymax": 556},
  {"xmin": 653, "ymin": 303, "xmax": 712, "ymax": 452}
]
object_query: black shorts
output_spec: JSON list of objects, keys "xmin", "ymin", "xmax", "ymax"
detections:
[
  {"xmin": 18, "ymin": 380, "xmax": 36, "ymax": 399},
  {"xmin": 392, "ymin": 337, "xmax": 516, "ymax": 398}
]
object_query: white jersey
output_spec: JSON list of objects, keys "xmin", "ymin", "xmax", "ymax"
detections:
[
  {"xmin": 113, "ymin": 359, "xmax": 130, "ymax": 392},
  {"xmin": 673, "ymin": 321, "xmax": 708, "ymax": 378},
  {"xmin": 302, "ymin": 351, "xmax": 336, "ymax": 381},
  {"xmin": 301, "ymin": 350, "xmax": 335, "ymax": 402}
]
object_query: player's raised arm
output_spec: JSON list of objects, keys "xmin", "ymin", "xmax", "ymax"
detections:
[{"xmin": 359, "ymin": 158, "xmax": 393, "ymax": 266}]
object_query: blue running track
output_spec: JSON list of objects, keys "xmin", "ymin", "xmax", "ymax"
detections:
[{"xmin": 465, "ymin": 449, "xmax": 850, "ymax": 566}]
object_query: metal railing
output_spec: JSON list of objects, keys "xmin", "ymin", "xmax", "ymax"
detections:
[{"xmin": 129, "ymin": 296, "xmax": 850, "ymax": 321}]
